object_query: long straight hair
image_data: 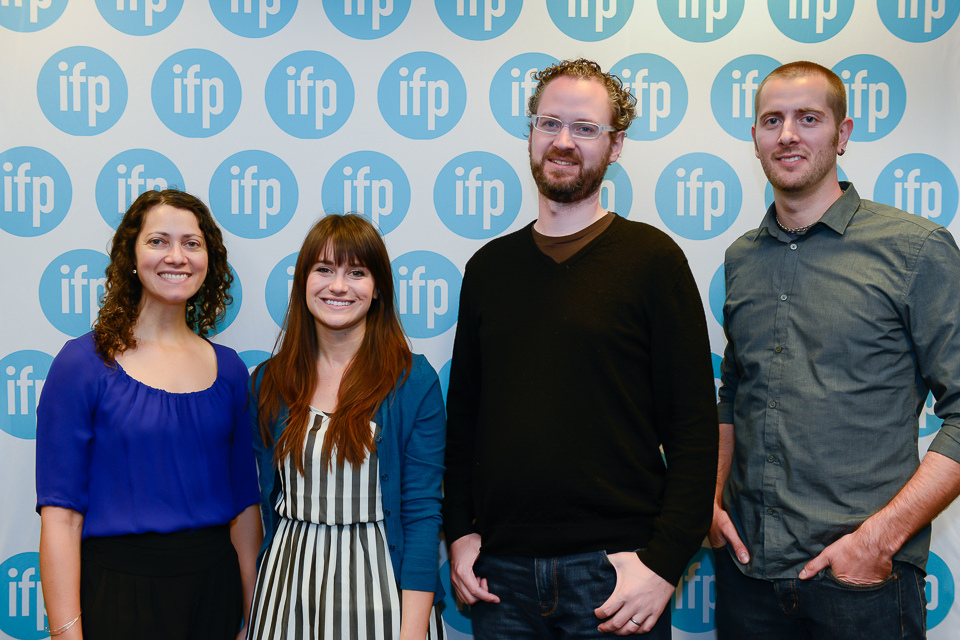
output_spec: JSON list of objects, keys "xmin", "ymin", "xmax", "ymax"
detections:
[{"xmin": 255, "ymin": 214, "xmax": 411, "ymax": 472}]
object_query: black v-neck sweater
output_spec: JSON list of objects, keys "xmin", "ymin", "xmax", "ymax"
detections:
[{"xmin": 443, "ymin": 214, "xmax": 718, "ymax": 586}]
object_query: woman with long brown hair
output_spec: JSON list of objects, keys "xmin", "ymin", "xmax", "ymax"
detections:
[
  {"xmin": 36, "ymin": 189, "xmax": 262, "ymax": 640},
  {"xmin": 247, "ymin": 214, "xmax": 446, "ymax": 640}
]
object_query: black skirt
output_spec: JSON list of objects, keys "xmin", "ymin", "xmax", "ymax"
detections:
[{"xmin": 80, "ymin": 525, "xmax": 242, "ymax": 640}]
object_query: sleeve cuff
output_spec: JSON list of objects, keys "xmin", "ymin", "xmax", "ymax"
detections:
[{"xmin": 717, "ymin": 401, "xmax": 734, "ymax": 425}]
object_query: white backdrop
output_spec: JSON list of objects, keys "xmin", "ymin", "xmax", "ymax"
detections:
[{"xmin": 2, "ymin": 1, "xmax": 959, "ymax": 638}]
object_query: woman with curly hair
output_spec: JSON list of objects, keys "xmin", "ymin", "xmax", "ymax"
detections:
[
  {"xmin": 36, "ymin": 189, "xmax": 262, "ymax": 640},
  {"xmin": 247, "ymin": 214, "xmax": 446, "ymax": 640}
]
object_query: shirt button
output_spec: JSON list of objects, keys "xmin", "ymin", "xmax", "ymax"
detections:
[
  {"xmin": 381, "ymin": 474, "xmax": 388, "ymax": 481},
  {"xmin": 384, "ymin": 510, "xmax": 391, "ymax": 516},
  {"xmin": 780, "ymin": 294, "xmax": 788, "ymax": 301},
  {"xmin": 766, "ymin": 508, "xmax": 775, "ymax": 515},
  {"xmin": 389, "ymin": 544, "xmax": 396, "ymax": 551},
  {"xmin": 790, "ymin": 243, "xmax": 797, "ymax": 250},
  {"xmin": 376, "ymin": 436, "xmax": 382, "ymax": 443},
  {"xmin": 768, "ymin": 400, "xmax": 776, "ymax": 408},
  {"xmin": 767, "ymin": 455, "xmax": 775, "ymax": 463},
  {"xmin": 775, "ymin": 346, "xmax": 783, "ymax": 353}
]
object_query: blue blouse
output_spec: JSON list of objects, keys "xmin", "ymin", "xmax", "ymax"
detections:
[{"xmin": 35, "ymin": 332, "xmax": 260, "ymax": 539}]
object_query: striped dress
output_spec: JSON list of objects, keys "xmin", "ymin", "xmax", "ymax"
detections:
[{"xmin": 247, "ymin": 410, "xmax": 446, "ymax": 640}]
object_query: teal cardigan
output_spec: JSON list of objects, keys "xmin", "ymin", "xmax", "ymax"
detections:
[{"xmin": 251, "ymin": 353, "xmax": 446, "ymax": 601}]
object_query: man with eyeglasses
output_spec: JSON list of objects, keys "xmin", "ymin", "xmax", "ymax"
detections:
[{"xmin": 443, "ymin": 59, "xmax": 717, "ymax": 639}]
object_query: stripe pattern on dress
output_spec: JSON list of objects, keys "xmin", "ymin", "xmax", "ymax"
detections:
[{"xmin": 247, "ymin": 410, "xmax": 446, "ymax": 640}]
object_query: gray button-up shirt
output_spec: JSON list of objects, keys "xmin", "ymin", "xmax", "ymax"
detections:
[{"xmin": 718, "ymin": 183, "xmax": 960, "ymax": 580}]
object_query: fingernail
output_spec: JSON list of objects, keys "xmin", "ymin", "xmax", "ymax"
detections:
[{"xmin": 738, "ymin": 553, "xmax": 748, "ymax": 563}]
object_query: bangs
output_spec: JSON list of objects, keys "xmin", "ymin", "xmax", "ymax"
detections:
[{"xmin": 316, "ymin": 221, "xmax": 381, "ymax": 269}]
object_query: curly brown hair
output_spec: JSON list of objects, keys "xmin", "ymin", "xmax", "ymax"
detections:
[
  {"xmin": 527, "ymin": 58, "xmax": 638, "ymax": 133},
  {"xmin": 93, "ymin": 189, "xmax": 233, "ymax": 361}
]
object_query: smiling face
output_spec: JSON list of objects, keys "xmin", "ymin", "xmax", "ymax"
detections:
[
  {"xmin": 528, "ymin": 76, "xmax": 625, "ymax": 204},
  {"xmin": 752, "ymin": 74, "xmax": 853, "ymax": 201},
  {"xmin": 134, "ymin": 204, "xmax": 208, "ymax": 311},
  {"xmin": 305, "ymin": 244, "xmax": 378, "ymax": 338}
]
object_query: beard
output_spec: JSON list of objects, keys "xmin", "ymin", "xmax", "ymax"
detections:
[
  {"xmin": 760, "ymin": 130, "xmax": 840, "ymax": 195},
  {"xmin": 530, "ymin": 150, "xmax": 611, "ymax": 204}
]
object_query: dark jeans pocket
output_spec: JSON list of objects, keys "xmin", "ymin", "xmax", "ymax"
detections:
[{"xmin": 824, "ymin": 566, "xmax": 897, "ymax": 591}]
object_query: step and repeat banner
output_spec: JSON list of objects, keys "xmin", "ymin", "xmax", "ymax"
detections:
[{"xmin": 2, "ymin": 1, "xmax": 959, "ymax": 638}]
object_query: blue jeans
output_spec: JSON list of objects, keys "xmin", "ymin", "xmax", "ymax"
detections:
[
  {"xmin": 714, "ymin": 546, "xmax": 927, "ymax": 639},
  {"xmin": 471, "ymin": 551, "xmax": 672, "ymax": 640}
]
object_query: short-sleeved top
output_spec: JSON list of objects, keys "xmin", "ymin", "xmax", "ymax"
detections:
[{"xmin": 36, "ymin": 332, "xmax": 261, "ymax": 539}]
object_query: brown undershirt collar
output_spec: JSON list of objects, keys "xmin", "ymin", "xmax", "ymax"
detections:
[{"xmin": 532, "ymin": 213, "xmax": 615, "ymax": 263}]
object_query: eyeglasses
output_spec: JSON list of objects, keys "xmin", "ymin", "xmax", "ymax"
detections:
[{"xmin": 530, "ymin": 115, "xmax": 617, "ymax": 140}]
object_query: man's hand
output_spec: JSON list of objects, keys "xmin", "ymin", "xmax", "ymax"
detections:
[
  {"xmin": 800, "ymin": 451, "xmax": 960, "ymax": 584},
  {"xmin": 448, "ymin": 533, "xmax": 500, "ymax": 605},
  {"xmin": 594, "ymin": 552, "xmax": 674, "ymax": 635},
  {"xmin": 709, "ymin": 500, "xmax": 750, "ymax": 564},
  {"xmin": 710, "ymin": 422, "xmax": 749, "ymax": 564},
  {"xmin": 798, "ymin": 528, "xmax": 892, "ymax": 584}
]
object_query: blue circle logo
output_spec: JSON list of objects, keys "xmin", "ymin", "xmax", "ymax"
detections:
[
  {"xmin": 601, "ymin": 161, "xmax": 634, "ymax": 218},
  {"xmin": 434, "ymin": 151, "xmax": 522, "ymax": 240},
  {"xmin": 209, "ymin": 0, "xmax": 297, "ymax": 37},
  {"xmin": 39, "ymin": 249, "xmax": 110, "ymax": 337},
  {"xmin": 609, "ymin": 54, "xmax": 687, "ymax": 141},
  {"xmin": 0, "ymin": 0, "xmax": 66, "ymax": 32},
  {"xmin": 658, "ymin": 0, "xmax": 745, "ymax": 42},
  {"xmin": 0, "ymin": 147, "xmax": 72, "ymax": 237},
  {"xmin": 878, "ymin": 0, "xmax": 960, "ymax": 42},
  {"xmin": 378, "ymin": 52, "xmax": 467, "ymax": 139},
  {"xmin": 37, "ymin": 47, "xmax": 128, "ymax": 136},
  {"xmin": 711, "ymin": 55, "xmax": 781, "ymax": 141},
  {"xmin": 265, "ymin": 252, "xmax": 299, "ymax": 329},
  {"xmin": 438, "ymin": 358, "xmax": 452, "ymax": 404},
  {"xmin": 209, "ymin": 150, "xmax": 299, "ymax": 239},
  {"xmin": 656, "ymin": 153, "xmax": 742, "ymax": 240},
  {"xmin": 321, "ymin": 151, "xmax": 411, "ymax": 235},
  {"xmin": 391, "ymin": 251, "xmax": 462, "ymax": 339},
  {"xmin": 874, "ymin": 154, "xmax": 958, "ymax": 228},
  {"xmin": 768, "ymin": 0, "xmax": 854, "ymax": 42},
  {"xmin": 489, "ymin": 53, "xmax": 560, "ymax": 140},
  {"xmin": 151, "ymin": 49, "xmax": 242, "ymax": 138},
  {"xmin": 0, "ymin": 351, "xmax": 53, "ymax": 440},
  {"xmin": 321, "ymin": 0, "xmax": 410, "ymax": 38},
  {"xmin": 546, "ymin": 0, "xmax": 633, "ymax": 41},
  {"xmin": 671, "ymin": 547, "xmax": 716, "ymax": 633},
  {"xmin": 920, "ymin": 391, "xmax": 944, "ymax": 438},
  {"xmin": 265, "ymin": 51, "xmax": 354, "ymax": 139},
  {"xmin": 95, "ymin": 149, "xmax": 184, "ymax": 229},
  {"xmin": 435, "ymin": 0, "xmax": 523, "ymax": 40},
  {"xmin": 833, "ymin": 55, "xmax": 906, "ymax": 142},
  {"xmin": 95, "ymin": 0, "xmax": 183, "ymax": 35},
  {"xmin": 709, "ymin": 262, "xmax": 724, "ymax": 328},
  {"xmin": 711, "ymin": 352, "xmax": 723, "ymax": 403},
  {"xmin": 0, "ymin": 552, "xmax": 44, "ymax": 639},
  {"xmin": 239, "ymin": 349, "xmax": 271, "ymax": 375},
  {"xmin": 926, "ymin": 550, "xmax": 955, "ymax": 629}
]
